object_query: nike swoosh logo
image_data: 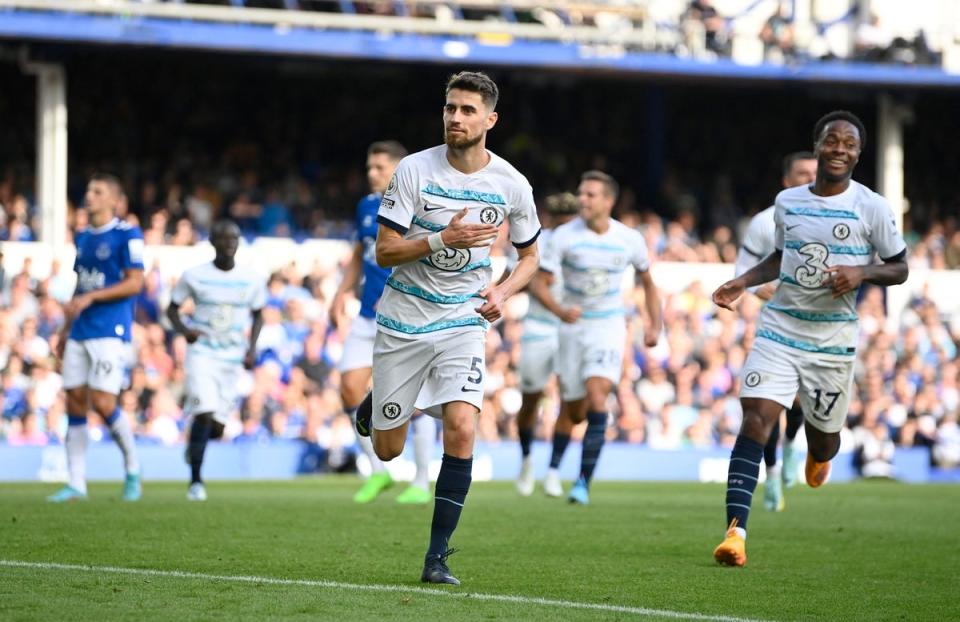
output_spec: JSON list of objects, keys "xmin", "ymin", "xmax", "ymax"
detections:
[
  {"xmin": 785, "ymin": 224, "xmax": 801, "ymax": 231},
  {"xmin": 423, "ymin": 204, "xmax": 445, "ymax": 212},
  {"xmin": 461, "ymin": 386, "xmax": 481, "ymax": 393}
]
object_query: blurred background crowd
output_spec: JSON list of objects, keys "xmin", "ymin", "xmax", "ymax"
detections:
[{"xmin": 1, "ymin": 0, "xmax": 959, "ymax": 476}]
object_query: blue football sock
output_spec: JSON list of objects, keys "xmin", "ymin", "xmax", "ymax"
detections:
[
  {"xmin": 549, "ymin": 432, "xmax": 570, "ymax": 469},
  {"xmin": 579, "ymin": 411, "xmax": 607, "ymax": 485},
  {"xmin": 725, "ymin": 436, "xmax": 764, "ymax": 531},
  {"xmin": 427, "ymin": 454, "xmax": 472, "ymax": 558},
  {"xmin": 518, "ymin": 426, "xmax": 533, "ymax": 458}
]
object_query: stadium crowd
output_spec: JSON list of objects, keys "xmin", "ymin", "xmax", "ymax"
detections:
[{"xmin": 1, "ymin": 199, "xmax": 958, "ymax": 473}]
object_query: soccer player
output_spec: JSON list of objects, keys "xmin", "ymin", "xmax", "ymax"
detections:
[
  {"xmin": 167, "ymin": 220, "xmax": 266, "ymax": 501},
  {"xmin": 712, "ymin": 111, "xmax": 908, "ymax": 566},
  {"xmin": 734, "ymin": 151, "xmax": 817, "ymax": 511},
  {"xmin": 538, "ymin": 171, "xmax": 662, "ymax": 505},
  {"xmin": 355, "ymin": 71, "xmax": 541, "ymax": 585},
  {"xmin": 331, "ymin": 140, "xmax": 438, "ymax": 505},
  {"xmin": 514, "ymin": 192, "xmax": 580, "ymax": 496},
  {"xmin": 49, "ymin": 173, "xmax": 145, "ymax": 503}
]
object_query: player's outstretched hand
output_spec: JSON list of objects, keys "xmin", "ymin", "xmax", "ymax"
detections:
[
  {"xmin": 475, "ymin": 286, "xmax": 506, "ymax": 322},
  {"xmin": 64, "ymin": 294, "xmax": 94, "ymax": 320},
  {"xmin": 184, "ymin": 328, "xmax": 202, "ymax": 344},
  {"xmin": 443, "ymin": 208, "xmax": 499, "ymax": 249},
  {"xmin": 643, "ymin": 329, "xmax": 659, "ymax": 348},
  {"xmin": 824, "ymin": 265, "xmax": 865, "ymax": 298},
  {"xmin": 712, "ymin": 279, "xmax": 745, "ymax": 311}
]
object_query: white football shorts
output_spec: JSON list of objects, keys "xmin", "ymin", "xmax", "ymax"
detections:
[
  {"xmin": 184, "ymin": 352, "xmax": 242, "ymax": 425},
  {"xmin": 372, "ymin": 329, "xmax": 485, "ymax": 430},
  {"xmin": 339, "ymin": 315, "xmax": 377, "ymax": 373},
  {"xmin": 557, "ymin": 317, "xmax": 627, "ymax": 402},
  {"xmin": 62, "ymin": 338, "xmax": 130, "ymax": 395},
  {"xmin": 518, "ymin": 333, "xmax": 558, "ymax": 394},
  {"xmin": 739, "ymin": 336, "xmax": 855, "ymax": 434}
]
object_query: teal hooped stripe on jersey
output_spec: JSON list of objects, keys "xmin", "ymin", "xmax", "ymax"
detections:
[
  {"xmin": 386, "ymin": 277, "xmax": 483, "ymax": 305},
  {"xmin": 581, "ymin": 309, "xmax": 625, "ymax": 319},
  {"xmin": 521, "ymin": 333, "xmax": 556, "ymax": 342},
  {"xmin": 525, "ymin": 313, "xmax": 560, "ymax": 325},
  {"xmin": 767, "ymin": 304, "xmax": 858, "ymax": 322},
  {"xmin": 376, "ymin": 313, "xmax": 489, "ymax": 334},
  {"xmin": 564, "ymin": 284, "xmax": 621, "ymax": 298},
  {"xmin": 784, "ymin": 240, "xmax": 872, "ymax": 255},
  {"xmin": 411, "ymin": 216, "xmax": 445, "ymax": 232},
  {"xmin": 784, "ymin": 207, "xmax": 859, "ymax": 219},
  {"xmin": 422, "ymin": 183, "xmax": 506, "ymax": 205},
  {"xmin": 561, "ymin": 259, "xmax": 625, "ymax": 274},
  {"xmin": 756, "ymin": 328, "xmax": 856, "ymax": 356},
  {"xmin": 417, "ymin": 257, "xmax": 491, "ymax": 272},
  {"xmin": 568, "ymin": 242, "xmax": 627, "ymax": 253}
]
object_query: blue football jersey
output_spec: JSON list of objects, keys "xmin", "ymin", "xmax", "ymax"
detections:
[
  {"xmin": 357, "ymin": 193, "xmax": 390, "ymax": 319},
  {"xmin": 70, "ymin": 218, "xmax": 145, "ymax": 342}
]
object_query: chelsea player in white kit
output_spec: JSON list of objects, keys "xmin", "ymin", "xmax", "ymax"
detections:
[
  {"xmin": 49, "ymin": 174, "xmax": 145, "ymax": 502},
  {"xmin": 355, "ymin": 71, "xmax": 541, "ymax": 585},
  {"xmin": 537, "ymin": 171, "xmax": 661, "ymax": 505},
  {"xmin": 713, "ymin": 111, "xmax": 908, "ymax": 567},
  {"xmin": 330, "ymin": 140, "xmax": 437, "ymax": 506},
  {"xmin": 734, "ymin": 151, "xmax": 817, "ymax": 511},
  {"xmin": 167, "ymin": 220, "xmax": 266, "ymax": 501},
  {"xmin": 514, "ymin": 192, "xmax": 580, "ymax": 496}
]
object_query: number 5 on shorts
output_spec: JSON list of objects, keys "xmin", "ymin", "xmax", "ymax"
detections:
[{"xmin": 467, "ymin": 357, "xmax": 483, "ymax": 385}]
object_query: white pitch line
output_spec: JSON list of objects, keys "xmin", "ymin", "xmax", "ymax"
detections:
[{"xmin": 0, "ymin": 559, "xmax": 770, "ymax": 622}]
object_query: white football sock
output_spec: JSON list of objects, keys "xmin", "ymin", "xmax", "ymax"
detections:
[
  {"xmin": 349, "ymin": 408, "xmax": 385, "ymax": 474},
  {"xmin": 108, "ymin": 411, "xmax": 140, "ymax": 475},
  {"xmin": 411, "ymin": 414, "xmax": 435, "ymax": 490},
  {"xmin": 65, "ymin": 422, "xmax": 89, "ymax": 494}
]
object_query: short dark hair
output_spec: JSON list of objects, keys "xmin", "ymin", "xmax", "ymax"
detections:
[
  {"xmin": 211, "ymin": 219, "xmax": 240, "ymax": 238},
  {"xmin": 89, "ymin": 172, "xmax": 123, "ymax": 197},
  {"xmin": 367, "ymin": 140, "xmax": 408, "ymax": 162},
  {"xmin": 813, "ymin": 111, "xmax": 867, "ymax": 150},
  {"xmin": 580, "ymin": 170, "xmax": 619, "ymax": 201},
  {"xmin": 445, "ymin": 71, "xmax": 499, "ymax": 110},
  {"xmin": 545, "ymin": 192, "xmax": 579, "ymax": 215},
  {"xmin": 782, "ymin": 151, "xmax": 816, "ymax": 177}
]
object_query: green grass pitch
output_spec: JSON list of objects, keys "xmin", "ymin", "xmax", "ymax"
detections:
[{"xmin": 1, "ymin": 479, "xmax": 957, "ymax": 621}]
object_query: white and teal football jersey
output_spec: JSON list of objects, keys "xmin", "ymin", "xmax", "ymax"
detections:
[
  {"xmin": 758, "ymin": 180, "xmax": 906, "ymax": 357},
  {"xmin": 375, "ymin": 145, "xmax": 541, "ymax": 340}
]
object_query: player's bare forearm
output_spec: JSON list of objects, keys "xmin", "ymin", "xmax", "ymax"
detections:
[
  {"xmin": 165, "ymin": 303, "xmax": 191, "ymax": 337},
  {"xmin": 248, "ymin": 309, "xmax": 264, "ymax": 354},
  {"xmin": 497, "ymin": 243, "xmax": 539, "ymax": 300},
  {"xmin": 528, "ymin": 270, "xmax": 564, "ymax": 317},
  {"xmin": 739, "ymin": 251, "xmax": 782, "ymax": 289},
  {"xmin": 863, "ymin": 260, "xmax": 908, "ymax": 286},
  {"xmin": 87, "ymin": 269, "xmax": 145, "ymax": 303},
  {"xmin": 640, "ymin": 271, "xmax": 662, "ymax": 344},
  {"xmin": 375, "ymin": 225, "xmax": 432, "ymax": 267},
  {"xmin": 335, "ymin": 244, "xmax": 364, "ymax": 296}
]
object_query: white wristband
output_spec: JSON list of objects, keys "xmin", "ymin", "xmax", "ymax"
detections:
[{"xmin": 427, "ymin": 232, "xmax": 445, "ymax": 252}]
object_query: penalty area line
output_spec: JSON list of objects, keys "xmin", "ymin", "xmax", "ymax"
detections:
[{"xmin": 0, "ymin": 559, "xmax": 770, "ymax": 622}]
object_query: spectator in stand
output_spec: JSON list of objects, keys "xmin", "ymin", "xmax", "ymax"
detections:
[{"xmin": 760, "ymin": 3, "xmax": 797, "ymax": 62}]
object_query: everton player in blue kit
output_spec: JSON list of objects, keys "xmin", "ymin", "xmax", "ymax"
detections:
[
  {"xmin": 49, "ymin": 174, "xmax": 145, "ymax": 502},
  {"xmin": 331, "ymin": 141, "xmax": 437, "ymax": 505}
]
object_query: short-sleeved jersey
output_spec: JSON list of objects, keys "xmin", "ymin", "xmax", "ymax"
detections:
[
  {"xmin": 375, "ymin": 145, "xmax": 541, "ymax": 340},
  {"xmin": 735, "ymin": 206, "xmax": 776, "ymax": 293},
  {"xmin": 170, "ymin": 262, "xmax": 268, "ymax": 364},
  {"xmin": 522, "ymin": 228, "xmax": 563, "ymax": 341},
  {"xmin": 70, "ymin": 218, "xmax": 145, "ymax": 342},
  {"xmin": 355, "ymin": 193, "xmax": 390, "ymax": 319},
  {"xmin": 758, "ymin": 181, "xmax": 906, "ymax": 356},
  {"xmin": 542, "ymin": 217, "xmax": 650, "ymax": 319}
]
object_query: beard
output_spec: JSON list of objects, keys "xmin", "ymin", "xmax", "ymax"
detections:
[{"xmin": 444, "ymin": 129, "xmax": 483, "ymax": 150}]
